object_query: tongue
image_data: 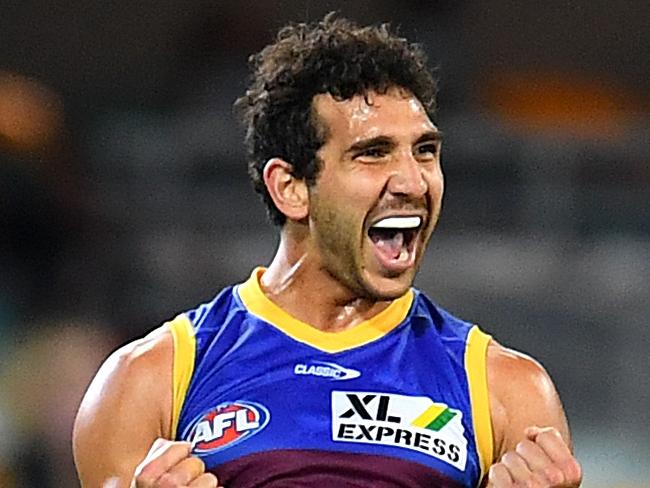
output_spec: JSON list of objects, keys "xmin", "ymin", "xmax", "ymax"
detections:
[{"xmin": 371, "ymin": 231, "xmax": 404, "ymax": 260}]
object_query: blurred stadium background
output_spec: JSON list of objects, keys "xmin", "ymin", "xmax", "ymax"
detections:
[{"xmin": 0, "ymin": 1, "xmax": 648, "ymax": 486}]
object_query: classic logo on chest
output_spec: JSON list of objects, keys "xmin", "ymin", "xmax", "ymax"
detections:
[
  {"xmin": 184, "ymin": 401, "xmax": 270, "ymax": 454},
  {"xmin": 294, "ymin": 360, "xmax": 361, "ymax": 380}
]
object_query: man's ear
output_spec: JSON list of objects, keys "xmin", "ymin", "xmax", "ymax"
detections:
[{"xmin": 263, "ymin": 158, "xmax": 309, "ymax": 221}]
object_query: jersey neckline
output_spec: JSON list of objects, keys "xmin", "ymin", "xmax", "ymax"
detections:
[{"xmin": 236, "ymin": 267, "xmax": 414, "ymax": 353}]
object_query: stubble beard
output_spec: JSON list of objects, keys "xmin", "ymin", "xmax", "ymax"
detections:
[
  {"xmin": 323, "ymin": 228, "xmax": 419, "ymax": 302},
  {"xmin": 311, "ymin": 197, "xmax": 434, "ymax": 303}
]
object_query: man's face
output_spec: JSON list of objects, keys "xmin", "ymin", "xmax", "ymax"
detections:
[{"xmin": 307, "ymin": 87, "xmax": 444, "ymax": 300}]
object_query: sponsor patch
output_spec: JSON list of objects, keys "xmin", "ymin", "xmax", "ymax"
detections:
[
  {"xmin": 294, "ymin": 361, "xmax": 361, "ymax": 380},
  {"xmin": 183, "ymin": 400, "xmax": 270, "ymax": 454},
  {"xmin": 332, "ymin": 391, "xmax": 467, "ymax": 470}
]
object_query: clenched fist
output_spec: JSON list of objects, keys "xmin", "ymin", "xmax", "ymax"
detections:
[
  {"xmin": 488, "ymin": 427, "xmax": 582, "ymax": 487},
  {"xmin": 131, "ymin": 439, "xmax": 222, "ymax": 488}
]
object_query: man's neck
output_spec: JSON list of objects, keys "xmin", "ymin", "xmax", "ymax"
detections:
[{"xmin": 260, "ymin": 232, "xmax": 393, "ymax": 332}]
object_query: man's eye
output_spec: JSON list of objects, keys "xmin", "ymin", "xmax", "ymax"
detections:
[
  {"xmin": 416, "ymin": 143, "xmax": 438, "ymax": 157},
  {"xmin": 357, "ymin": 148, "xmax": 387, "ymax": 159}
]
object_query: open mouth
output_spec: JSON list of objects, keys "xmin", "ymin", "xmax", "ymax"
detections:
[{"xmin": 367, "ymin": 216, "xmax": 422, "ymax": 269}]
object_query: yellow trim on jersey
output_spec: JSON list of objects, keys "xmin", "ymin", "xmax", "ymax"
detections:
[
  {"xmin": 237, "ymin": 267, "xmax": 414, "ymax": 353},
  {"xmin": 465, "ymin": 325, "xmax": 494, "ymax": 482},
  {"xmin": 168, "ymin": 314, "xmax": 196, "ymax": 438}
]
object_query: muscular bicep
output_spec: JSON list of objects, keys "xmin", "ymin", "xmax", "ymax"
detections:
[
  {"xmin": 487, "ymin": 342, "xmax": 572, "ymax": 460},
  {"xmin": 73, "ymin": 327, "xmax": 173, "ymax": 488}
]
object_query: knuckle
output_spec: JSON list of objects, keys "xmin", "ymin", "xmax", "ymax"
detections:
[
  {"xmin": 135, "ymin": 474, "xmax": 157, "ymax": 488},
  {"xmin": 191, "ymin": 455, "xmax": 206, "ymax": 473},
  {"xmin": 537, "ymin": 428, "xmax": 561, "ymax": 442},
  {"xmin": 544, "ymin": 465, "xmax": 565, "ymax": 485},
  {"xmin": 158, "ymin": 472, "xmax": 182, "ymax": 488},
  {"xmin": 543, "ymin": 465, "xmax": 565, "ymax": 484},
  {"xmin": 501, "ymin": 451, "xmax": 519, "ymax": 465},
  {"xmin": 488, "ymin": 462, "xmax": 507, "ymax": 479},
  {"xmin": 193, "ymin": 473, "xmax": 219, "ymax": 488},
  {"xmin": 170, "ymin": 442, "xmax": 191, "ymax": 456},
  {"xmin": 529, "ymin": 472, "xmax": 548, "ymax": 487},
  {"xmin": 515, "ymin": 439, "xmax": 535, "ymax": 455},
  {"xmin": 564, "ymin": 457, "xmax": 583, "ymax": 481},
  {"xmin": 136, "ymin": 465, "xmax": 160, "ymax": 479}
]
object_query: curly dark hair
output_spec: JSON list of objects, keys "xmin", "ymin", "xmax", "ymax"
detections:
[{"xmin": 235, "ymin": 13, "xmax": 438, "ymax": 226}]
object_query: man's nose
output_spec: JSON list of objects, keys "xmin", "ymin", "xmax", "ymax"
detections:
[{"xmin": 387, "ymin": 152, "xmax": 428, "ymax": 197}]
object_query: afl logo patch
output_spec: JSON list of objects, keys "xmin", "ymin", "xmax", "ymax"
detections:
[{"xmin": 184, "ymin": 401, "xmax": 270, "ymax": 454}]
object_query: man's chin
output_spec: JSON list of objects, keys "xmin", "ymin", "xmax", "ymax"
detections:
[{"xmin": 360, "ymin": 270, "xmax": 415, "ymax": 301}]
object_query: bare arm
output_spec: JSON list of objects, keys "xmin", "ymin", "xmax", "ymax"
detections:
[
  {"xmin": 72, "ymin": 326, "xmax": 174, "ymax": 487},
  {"xmin": 485, "ymin": 341, "xmax": 581, "ymax": 487}
]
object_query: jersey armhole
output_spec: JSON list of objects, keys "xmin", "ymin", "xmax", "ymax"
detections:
[
  {"xmin": 167, "ymin": 314, "xmax": 196, "ymax": 439},
  {"xmin": 465, "ymin": 325, "xmax": 494, "ymax": 482}
]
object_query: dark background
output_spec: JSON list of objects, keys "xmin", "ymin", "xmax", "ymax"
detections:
[{"xmin": 1, "ymin": 1, "xmax": 648, "ymax": 486}]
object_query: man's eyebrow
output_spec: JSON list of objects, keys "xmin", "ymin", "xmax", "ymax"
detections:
[
  {"xmin": 346, "ymin": 136, "xmax": 396, "ymax": 154},
  {"xmin": 415, "ymin": 130, "xmax": 443, "ymax": 144},
  {"xmin": 346, "ymin": 131, "xmax": 443, "ymax": 154}
]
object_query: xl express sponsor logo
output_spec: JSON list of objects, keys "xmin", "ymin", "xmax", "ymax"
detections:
[
  {"xmin": 183, "ymin": 400, "xmax": 269, "ymax": 454},
  {"xmin": 294, "ymin": 361, "xmax": 361, "ymax": 380},
  {"xmin": 332, "ymin": 391, "xmax": 467, "ymax": 470}
]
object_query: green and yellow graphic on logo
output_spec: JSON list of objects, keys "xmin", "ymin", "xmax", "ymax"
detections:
[{"xmin": 411, "ymin": 402, "xmax": 458, "ymax": 432}]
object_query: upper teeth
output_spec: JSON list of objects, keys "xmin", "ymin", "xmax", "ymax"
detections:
[{"xmin": 372, "ymin": 216, "xmax": 422, "ymax": 229}]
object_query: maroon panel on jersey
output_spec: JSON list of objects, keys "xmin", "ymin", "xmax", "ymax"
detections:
[{"xmin": 213, "ymin": 449, "xmax": 465, "ymax": 487}]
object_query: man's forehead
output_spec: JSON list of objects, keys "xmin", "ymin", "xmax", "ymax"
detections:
[
  {"xmin": 313, "ymin": 88, "xmax": 434, "ymax": 139},
  {"xmin": 314, "ymin": 88, "xmax": 426, "ymax": 115}
]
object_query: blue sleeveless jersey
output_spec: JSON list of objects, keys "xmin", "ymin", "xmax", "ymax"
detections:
[{"xmin": 168, "ymin": 268, "xmax": 493, "ymax": 487}]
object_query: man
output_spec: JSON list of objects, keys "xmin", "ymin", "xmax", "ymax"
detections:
[{"xmin": 73, "ymin": 15, "xmax": 582, "ymax": 488}]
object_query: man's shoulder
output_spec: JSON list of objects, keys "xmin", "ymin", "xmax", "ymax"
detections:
[
  {"xmin": 110, "ymin": 325, "xmax": 174, "ymax": 377},
  {"xmin": 82, "ymin": 324, "xmax": 175, "ymax": 420},
  {"xmin": 486, "ymin": 342, "xmax": 558, "ymax": 411},
  {"xmin": 486, "ymin": 341, "xmax": 571, "ymax": 456}
]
